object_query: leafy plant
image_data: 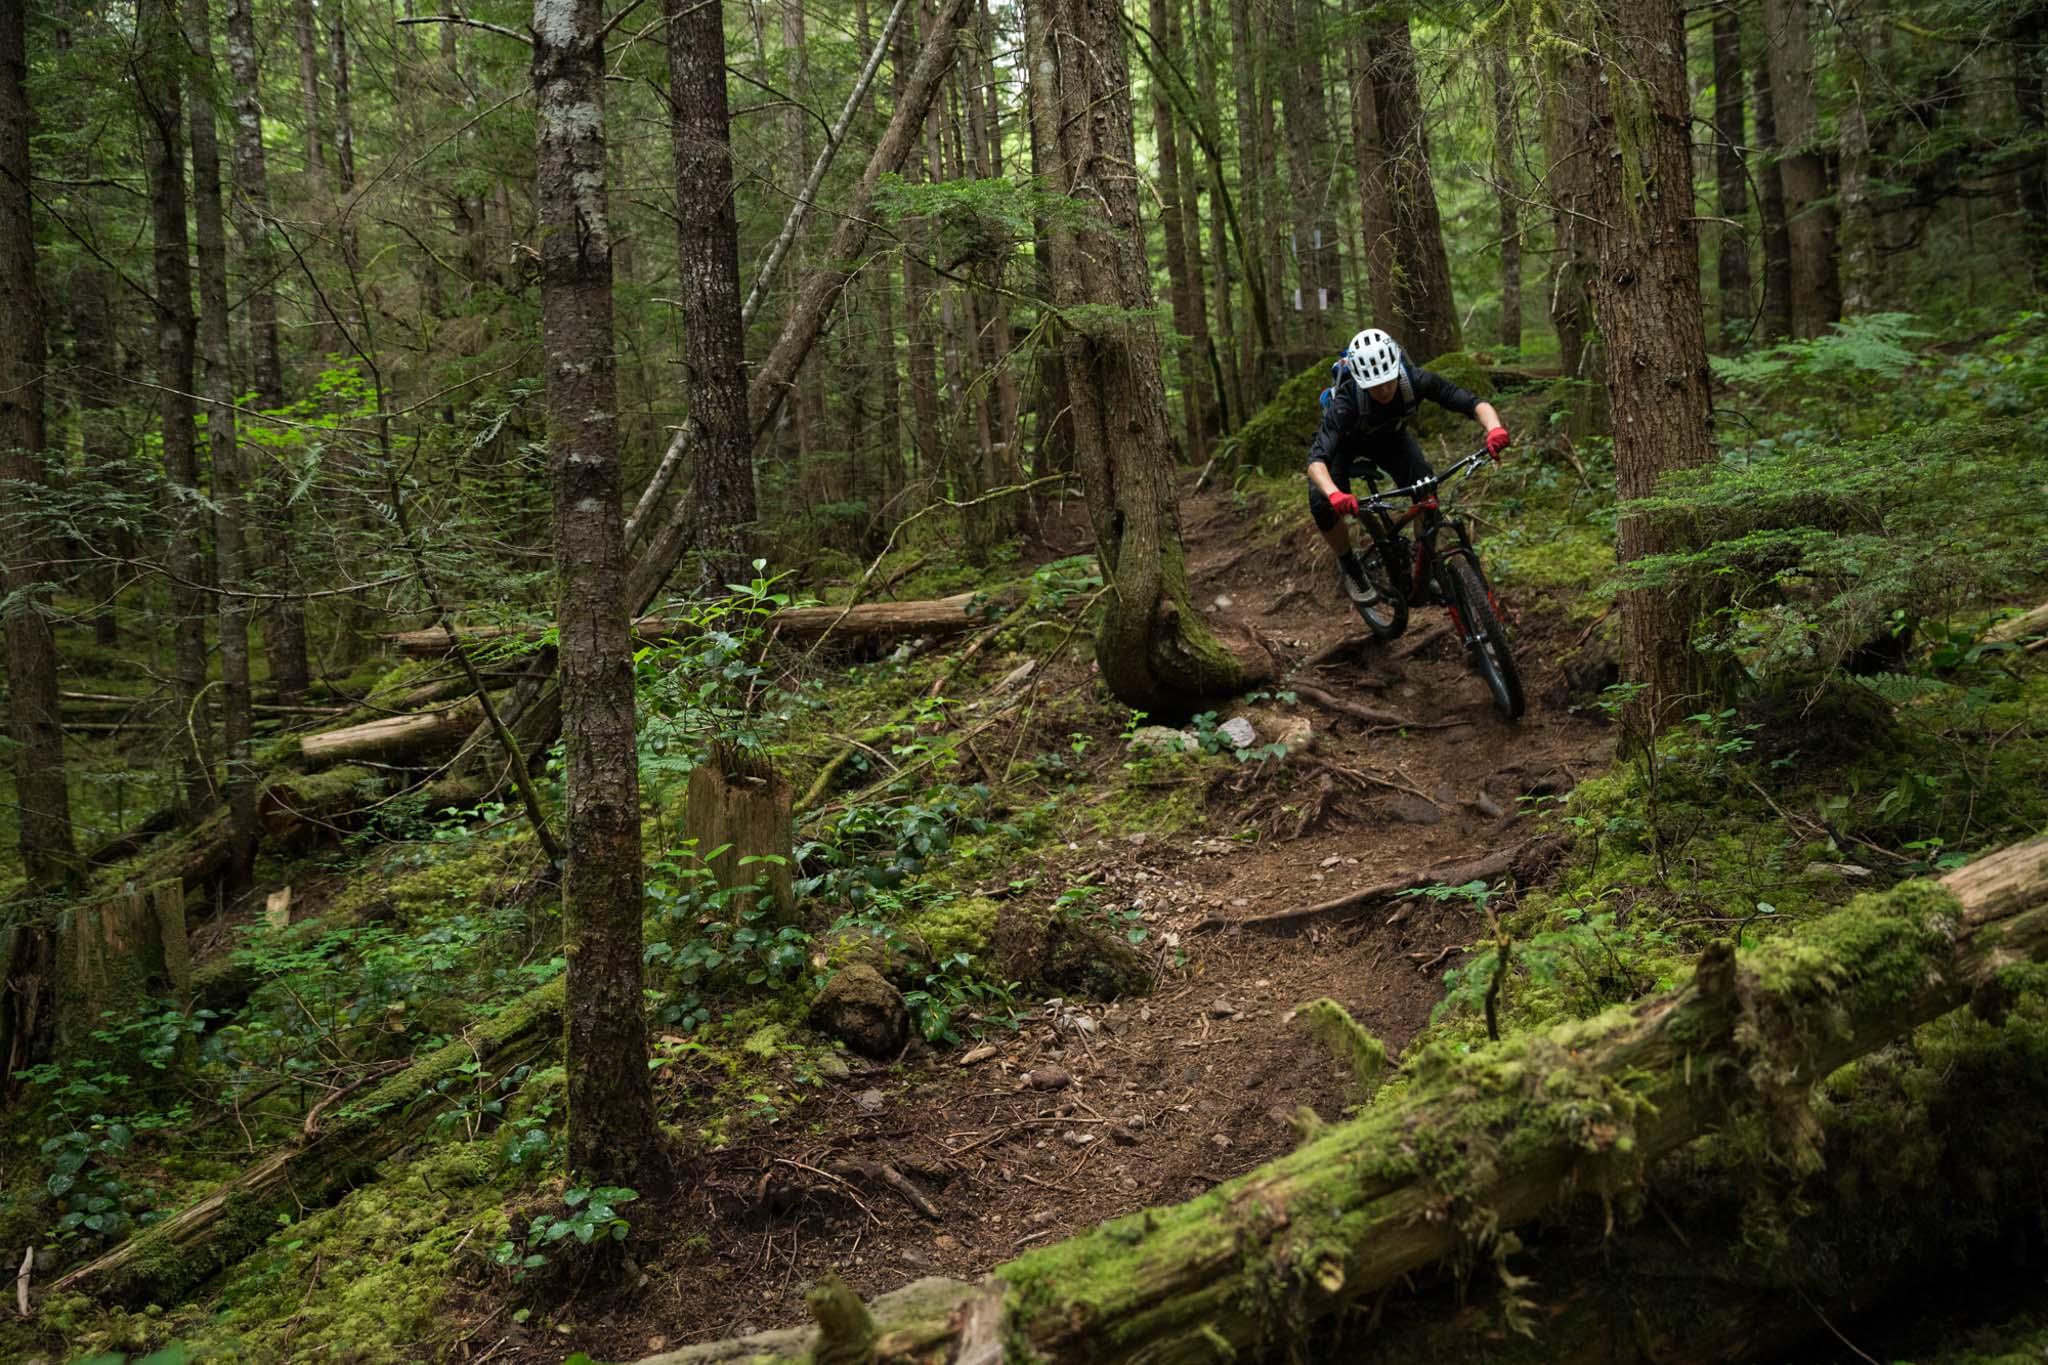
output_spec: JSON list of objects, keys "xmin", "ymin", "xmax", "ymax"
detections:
[{"xmin": 491, "ymin": 1186, "xmax": 639, "ymax": 1276}]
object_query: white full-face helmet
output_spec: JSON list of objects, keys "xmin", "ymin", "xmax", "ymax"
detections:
[{"xmin": 1344, "ymin": 327, "xmax": 1404, "ymax": 391}]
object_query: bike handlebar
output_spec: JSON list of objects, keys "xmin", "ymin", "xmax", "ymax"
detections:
[{"xmin": 1352, "ymin": 449, "xmax": 1489, "ymax": 512}]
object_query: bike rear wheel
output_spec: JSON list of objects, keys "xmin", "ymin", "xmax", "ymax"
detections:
[
  {"xmin": 1350, "ymin": 515, "xmax": 1408, "ymax": 640},
  {"xmin": 1445, "ymin": 556, "xmax": 1525, "ymax": 720}
]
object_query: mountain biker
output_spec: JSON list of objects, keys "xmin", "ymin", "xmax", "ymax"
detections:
[{"xmin": 1307, "ymin": 328, "xmax": 1510, "ymax": 606}]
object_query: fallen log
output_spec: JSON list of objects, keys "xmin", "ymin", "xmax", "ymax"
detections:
[
  {"xmin": 1192, "ymin": 835, "xmax": 1562, "ymax": 933},
  {"xmin": 1987, "ymin": 600, "xmax": 2048, "ymax": 645},
  {"xmin": 637, "ymin": 833, "xmax": 2048, "ymax": 1365},
  {"xmin": 293, "ymin": 698, "xmax": 486, "ymax": 767},
  {"xmin": 49, "ymin": 978, "xmax": 566, "ymax": 1307},
  {"xmin": 385, "ymin": 593, "xmax": 987, "ymax": 658}
]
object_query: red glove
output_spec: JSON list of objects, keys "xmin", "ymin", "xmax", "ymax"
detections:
[
  {"xmin": 1327, "ymin": 490, "xmax": 1359, "ymax": 518},
  {"xmin": 1485, "ymin": 426, "xmax": 1512, "ymax": 459}
]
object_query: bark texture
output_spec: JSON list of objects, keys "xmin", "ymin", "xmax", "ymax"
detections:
[
  {"xmin": 187, "ymin": 0, "xmax": 256, "ymax": 895},
  {"xmin": 624, "ymin": 0, "xmax": 974, "ymax": 616},
  {"xmin": 1762, "ymin": 0, "xmax": 1839, "ymax": 336},
  {"xmin": 0, "ymin": 0, "xmax": 75, "ymax": 891},
  {"xmin": 1579, "ymin": 0, "xmax": 1724, "ymax": 730},
  {"xmin": 137, "ymin": 0, "xmax": 215, "ymax": 820},
  {"xmin": 533, "ymin": 0, "xmax": 663, "ymax": 1190},
  {"xmin": 666, "ymin": 0, "xmax": 755, "ymax": 586},
  {"xmin": 1837, "ymin": 0, "xmax": 1879, "ymax": 315},
  {"xmin": 1487, "ymin": 43, "xmax": 1521, "ymax": 352},
  {"xmin": 636, "ymin": 834, "xmax": 2048, "ymax": 1364},
  {"xmin": 1355, "ymin": 6, "xmax": 1458, "ymax": 361},
  {"xmin": 1711, "ymin": 3, "xmax": 1751, "ymax": 342},
  {"xmin": 1026, "ymin": 0, "xmax": 1273, "ymax": 717},
  {"xmin": 1752, "ymin": 54, "xmax": 1794, "ymax": 340}
]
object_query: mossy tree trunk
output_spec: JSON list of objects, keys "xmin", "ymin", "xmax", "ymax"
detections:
[
  {"xmin": 533, "ymin": 0, "xmax": 666, "ymax": 1193},
  {"xmin": 1356, "ymin": 5, "xmax": 1459, "ymax": 362},
  {"xmin": 640, "ymin": 835, "xmax": 2048, "ymax": 1364},
  {"xmin": 1025, "ymin": 0, "xmax": 1273, "ymax": 719}
]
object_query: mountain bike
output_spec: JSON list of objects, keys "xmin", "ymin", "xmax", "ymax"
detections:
[{"xmin": 1342, "ymin": 449, "xmax": 1525, "ymax": 720}]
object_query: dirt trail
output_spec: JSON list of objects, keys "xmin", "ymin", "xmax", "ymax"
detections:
[{"xmin": 499, "ymin": 490, "xmax": 1613, "ymax": 1362}]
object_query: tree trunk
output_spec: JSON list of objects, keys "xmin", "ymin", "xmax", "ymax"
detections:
[
  {"xmin": 1837, "ymin": 0, "xmax": 1879, "ymax": 315},
  {"xmin": 1149, "ymin": 0, "xmax": 1199, "ymax": 459},
  {"xmin": 1026, "ymin": 0, "xmax": 1274, "ymax": 717},
  {"xmin": 1358, "ymin": 7, "xmax": 1459, "ymax": 361},
  {"xmin": 1487, "ymin": 43, "xmax": 1521, "ymax": 352},
  {"xmin": 137, "ymin": 0, "xmax": 215, "ymax": 821},
  {"xmin": 1278, "ymin": 0, "xmax": 1338, "ymax": 334},
  {"xmin": 625, "ymin": 0, "xmax": 975, "ymax": 616},
  {"xmin": 329, "ymin": 5, "xmax": 355, "ymax": 191},
  {"xmin": 1711, "ymin": 3, "xmax": 1751, "ymax": 344},
  {"xmin": 1752, "ymin": 53, "xmax": 1794, "ymax": 341},
  {"xmin": 0, "ymin": 0, "xmax": 74, "ymax": 892},
  {"xmin": 2014, "ymin": 18, "xmax": 2048, "ymax": 286},
  {"xmin": 533, "ymin": 0, "xmax": 665, "ymax": 1192},
  {"xmin": 1173, "ymin": 8, "xmax": 1214, "ymax": 452},
  {"xmin": 222, "ymin": 8, "xmax": 312, "ymax": 737},
  {"xmin": 1228, "ymin": 0, "xmax": 1276, "ymax": 394},
  {"xmin": 1580, "ymin": 0, "xmax": 1723, "ymax": 732},
  {"xmin": 1194, "ymin": 0, "xmax": 1241, "ymax": 430},
  {"xmin": 1350, "ymin": 34, "xmax": 1401, "ymax": 337},
  {"xmin": 0, "ymin": 0, "xmax": 75, "ymax": 894},
  {"xmin": 292, "ymin": 0, "xmax": 337, "ymax": 356},
  {"xmin": 860, "ymin": 0, "xmax": 904, "ymax": 530},
  {"xmin": 666, "ymin": 0, "xmax": 755, "ymax": 587},
  {"xmin": 70, "ymin": 265, "xmax": 124, "ymax": 648},
  {"xmin": 635, "ymin": 835, "xmax": 2048, "ymax": 1365},
  {"xmin": 1761, "ymin": 0, "xmax": 1839, "ymax": 337},
  {"xmin": 188, "ymin": 0, "xmax": 256, "ymax": 898},
  {"xmin": 1540, "ymin": 71, "xmax": 1606, "ymax": 437}
]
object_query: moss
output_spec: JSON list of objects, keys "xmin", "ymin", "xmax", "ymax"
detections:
[
  {"xmin": 196, "ymin": 1140, "xmax": 515, "ymax": 1363},
  {"xmin": 904, "ymin": 894, "xmax": 1000, "ymax": 960},
  {"xmin": 1413, "ymin": 351, "xmax": 1498, "ymax": 440},
  {"xmin": 1300, "ymin": 999, "xmax": 1389, "ymax": 1102},
  {"xmin": 1083, "ymin": 770, "xmax": 1209, "ymax": 840},
  {"xmin": 1236, "ymin": 360, "xmax": 1335, "ymax": 476}
]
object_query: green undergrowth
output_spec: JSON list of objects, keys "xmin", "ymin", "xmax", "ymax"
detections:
[{"xmin": 1409, "ymin": 629, "xmax": 2048, "ymax": 1073}]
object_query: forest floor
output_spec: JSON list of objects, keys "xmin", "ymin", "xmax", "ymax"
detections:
[{"xmin": 487, "ymin": 484, "xmax": 1613, "ymax": 1364}]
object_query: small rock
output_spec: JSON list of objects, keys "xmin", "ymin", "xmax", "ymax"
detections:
[
  {"xmin": 1213, "ymin": 594, "xmax": 1235, "ymax": 610},
  {"xmin": 1471, "ymin": 791, "xmax": 1506, "ymax": 819},
  {"xmin": 1127, "ymin": 832, "xmax": 1148, "ymax": 846},
  {"xmin": 1207, "ymin": 999, "xmax": 1238, "ymax": 1019},
  {"xmin": 1385, "ymin": 794, "xmax": 1442, "ymax": 826},
  {"xmin": 1031, "ymin": 1209, "xmax": 1057, "ymax": 1225},
  {"xmin": 935, "ymin": 1235, "xmax": 961, "ymax": 1252},
  {"xmin": 1063, "ymin": 1130, "xmax": 1096, "ymax": 1147},
  {"xmin": 1319, "ymin": 855, "xmax": 1343, "ymax": 868},
  {"xmin": 855, "ymin": 1088, "xmax": 885, "ymax": 1113},
  {"xmin": 1060, "ymin": 1011, "xmax": 1099, "ymax": 1035},
  {"xmin": 1435, "ymin": 785, "xmax": 1459, "ymax": 806},
  {"xmin": 808, "ymin": 963, "xmax": 911, "ymax": 1059},
  {"xmin": 1111, "ymin": 1124, "xmax": 1140, "ymax": 1146},
  {"xmin": 1210, "ymin": 1133, "xmax": 1234, "ymax": 1151},
  {"xmin": 1026, "ymin": 1065, "xmax": 1073, "ymax": 1092},
  {"xmin": 815, "ymin": 1052, "xmax": 852, "ymax": 1080},
  {"xmin": 1230, "ymin": 897, "xmax": 1248, "ymax": 908},
  {"xmin": 1254, "ymin": 978, "xmax": 1272, "ymax": 989},
  {"xmin": 1125, "ymin": 1113, "xmax": 1149, "ymax": 1130},
  {"xmin": 1218, "ymin": 716, "xmax": 1259, "ymax": 749},
  {"xmin": 1127, "ymin": 725, "xmax": 1200, "ymax": 755}
]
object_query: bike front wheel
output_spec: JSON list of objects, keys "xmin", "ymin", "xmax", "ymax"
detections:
[
  {"xmin": 1350, "ymin": 515, "xmax": 1408, "ymax": 641},
  {"xmin": 1445, "ymin": 556, "xmax": 1525, "ymax": 720}
]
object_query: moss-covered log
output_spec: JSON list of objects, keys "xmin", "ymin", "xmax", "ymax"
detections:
[
  {"xmin": 384, "ymin": 593, "xmax": 987, "ymax": 659},
  {"xmin": 639, "ymin": 834, "xmax": 2048, "ymax": 1365},
  {"xmin": 48, "ymin": 977, "xmax": 565, "ymax": 1308}
]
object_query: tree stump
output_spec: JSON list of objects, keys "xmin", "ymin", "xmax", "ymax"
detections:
[
  {"xmin": 683, "ymin": 744, "xmax": 795, "ymax": 924},
  {"xmin": 58, "ymin": 878, "xmax": 191, "ymax": 1046}
]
